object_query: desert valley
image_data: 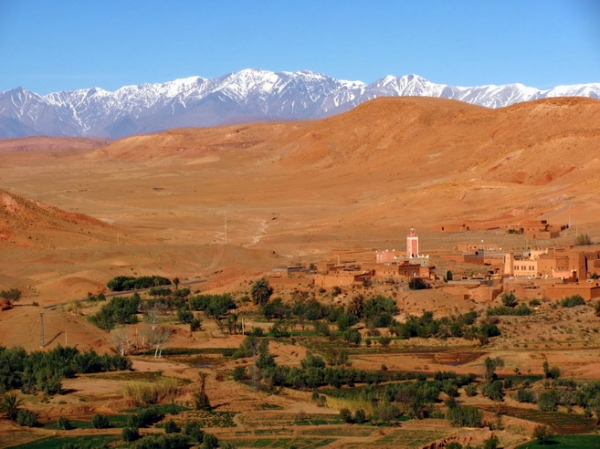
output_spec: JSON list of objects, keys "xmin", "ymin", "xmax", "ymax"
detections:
[{"xmin": 2, "ymin": 95, "xmax": 600, "ymax": 448}]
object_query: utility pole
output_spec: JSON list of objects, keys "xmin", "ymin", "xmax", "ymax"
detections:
[{"xmin": 39, "ymin": 313, "xmax": 44, "ymax": 348}]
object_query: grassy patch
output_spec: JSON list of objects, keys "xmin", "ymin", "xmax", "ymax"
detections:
[
  {"xmin": 515, "ymin": 435, "xmax": 600, "ymax": 448},
  {"xmin": 225, "ymin": 438, "xmax": 336, "ymax": 448},
  {"xmin": 183, "ymin": 410, "xmax": 237, "ymax": 427},
  {"xmin": 484, "ymin": 406, "xmax": 595, "ymax": 434},
  {"xmin": 370, "ymin": 429, "xmax": 448, "ymax": 448},
  {"xmin": 44, "ymin": 419, "xmax": 93, "ymax": 430},
  {"xmin": 7, "ymin": 434, "xmax": 119, "ymax": 449},
  {"xmin": 257, "ymin": 403, "xmax": 284, "ymax": 410},
  {"xmin": 299, "ymin": 426, "xmax": 375, "ymax": 437},
  {"xmin": 503, "ymin": 374, "xmax": 544, "ymax": 384},
  {"xmin": 87, "ymin": 370, "xmax": 164, "ymax": 382},
  {"xmin": 241, "ymin": 413, "xmax": 342, "ymax": 428},
  {"xmin": 121, "ymin": 403, "xmax": 191, "ymax": 415},
  {"xmin": 137, "ymin": 347, "xmax": 235, "ymax": 357}
]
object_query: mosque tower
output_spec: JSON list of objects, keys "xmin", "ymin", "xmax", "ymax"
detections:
[{"xmin": 407, "ymin": 227, "xmax": 419, "ymax": 259}]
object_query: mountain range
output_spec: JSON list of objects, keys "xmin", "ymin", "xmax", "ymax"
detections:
[{"xmin": 1, "ymin": 69, "xmax": 599, "ymax": 139}]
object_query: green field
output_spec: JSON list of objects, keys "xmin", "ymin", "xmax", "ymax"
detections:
[
  {"xmin": 224, "ymin": 437, "xmax": 336, "ymax": 448},
  {"xmin": 484, "ymin": 406, "xmax": 596, "ymax": 434},
  {"xmin": 516, "ymin": 435, "xmax": 600, "ymax": 448},
  {"xmin": 7, "ymin": 434, "xmax": 119, "ymax": 449}
]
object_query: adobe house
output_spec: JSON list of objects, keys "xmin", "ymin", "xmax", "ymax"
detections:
[
  {"xmin": 457, "ymin": 242, "xmax": 500, "ymax": 253},
  {"xmin": 544, "ymin": 282, "xmax": 600, "ymax": 301}
]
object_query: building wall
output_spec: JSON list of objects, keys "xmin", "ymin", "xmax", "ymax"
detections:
[{"xmin": 544, "ymin": 284, "xmax": 600, "ymax": 300}]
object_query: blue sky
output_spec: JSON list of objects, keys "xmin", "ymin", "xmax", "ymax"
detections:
[{"xmin": 1, "ymin": 0, "xmax": 599, "ymax": 94}]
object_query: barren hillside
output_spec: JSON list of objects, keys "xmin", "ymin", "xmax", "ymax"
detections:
[{"xmin": 0, "ymin": 96, "xmax": 599, "ymax": 303}]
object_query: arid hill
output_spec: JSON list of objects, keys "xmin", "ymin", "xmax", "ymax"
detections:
[
  {"xmin": 0, "ymin": 188, "xmax": 115, "ymax": 248},
  {"xmin": 0, "ymin": 136, "xmax": 111, "ymax": 153},
  {"xmin": 0, "ymin": 96, "xmax": 599, "ymax": 303}
]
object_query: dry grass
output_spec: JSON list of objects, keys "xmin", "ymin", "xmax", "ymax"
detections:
[{"xmin": 122, "ymin": 377, "xmax": 181, "ymax": 405}]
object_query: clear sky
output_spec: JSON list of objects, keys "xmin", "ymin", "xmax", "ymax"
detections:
[{"xmin": 1, "ymin": 0, "xmax": 599, "ymax": 94}]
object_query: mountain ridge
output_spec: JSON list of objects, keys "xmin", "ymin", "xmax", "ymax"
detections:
[{"xmin": 1, "ymin": 69, "xmax": 599, "ymax": 139}]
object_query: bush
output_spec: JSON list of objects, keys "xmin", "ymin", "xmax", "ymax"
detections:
[
  {"xmin": 183, "ymin": 420, "xmax": 204, "ymax": 443},
  {"xmin": 16, "ymin": 409, "xmax": 38, "ymax": 427},
  {"xmin": 340, "ymin": 408, "xmax": 353, "ymax": 423},
  {"xmin": 233, "ymin": 366, "xmax": 247, "ymax": 381},
  {"xmin": 203, "ymin": 433, "xmax": 219, "ymax": 449},
  {"xmin": 464, "ymin": 384, "xmax": 478, "ymax": 397},
  {"xmin": 132, "ymin": 434, "xmax": 191, "ymax": 449},
  {"xmin": 533, "ymin": 424, "xmax": 555, "ymax": 444},
  {"xmin": 537, "ymin": 390, "xmax": 559, "ymax": 411},
  {"xmin": 501, "ymin": 292, "xmax": 517, "ymax": 308},
  {"xmin": 122, "ymin": 427, "xmax": 141, "ymax": 443},
  {"xmin": 481, "ymin": 381, "xmax": 504, "ymax": 401},
  {"xmin": 57, "ymin": 416, "xmax": 73, "ymax": 430},
  {"xmin": 560, "ymin": 295, "xmax": 586, "ymax": 308},
  {"xmin": 190, "ymin": 318, "xmax": 202, "ymax": 332},
  {"xmin": 164, "ymin": 419, "xmax": 181, "ymax": 433},
  {"xmin": 91, "ymin": 413, "xmax": 110, "ymax": 429},
  {"xmin": 128, "ymin": 408, "xmax": 164, "ymax": 428},
  {"xmin": 575, "ymin": 233, "xmax": 592, "ymax": 246},
  {"xmin": 515, "ymin": 387, "xmax": 536, "ymax": 403},
  {"xmin": 446, "ymin": 405, "xmax": 483, "ymax": 427}
]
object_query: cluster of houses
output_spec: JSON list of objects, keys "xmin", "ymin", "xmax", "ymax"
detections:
[{"xmin": 267, "ymin": 225, "xmax": 600, "ymax": 303}]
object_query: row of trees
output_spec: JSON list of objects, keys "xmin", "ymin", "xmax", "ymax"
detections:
[
  {"xmin": 0, "ymin": 345, "xmax": 131, "ymax": 396},
  {"xmin": 106, "ymin": 275, "xmax": 171, "ymax": 292}
]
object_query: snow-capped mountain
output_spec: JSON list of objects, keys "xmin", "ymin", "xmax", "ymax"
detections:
[{"xmin": 1, "ymin": 69, "xmax": 598, "ymax": 138}]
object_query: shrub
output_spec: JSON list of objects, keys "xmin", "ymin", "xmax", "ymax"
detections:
[
  {"xmin": 446, "ymin": 405, "xmax": 483, "ymax": 427},
  {"xmin": 183, "ymin": 420, "xmax": 204, "ymax": 443},
  {"xmin": 464, "ymin": 384, "xmax": 478, "ymax": 397},
  {"xmin": 91, "ymin": 413, "xmax": 110, "ymax": 429},
  {"xmin": 515, "ymin": 387, "xmax": 536, "ymax": 403},
  {"xmin": 232, "ymin": 366, "xmax": 247, "ymax": 381},
  {"xmin": 16, "ymin": 409, "xmax": 38, "ymax": 427},
  {"xmin": 575, "ymin": 233, "xmax": 592, "ymax": 246},
  {"xmin": 533, "ymin": 424, "xmax": 554, "ymax": 444},
  {"xmin": 203, "ymin": 433, "xmax": 219, "ymax": 449},
  {"xmin": 560, "ymin": 295, "xmax": 586, "ymax": 308},
  {"xmin": 190, "ymin": 318, "xmax": 202, "ymax": 332},
  {"xmin": 501, "ymin": 292, "xmax": 517, "ymax": 308},
  {"xmin": 537, "ymin": 390, "xmax": 559, "ymax": 411},
  {"xmin": 128, "ymin": 408, "xmax": 164, "ymax": 428},
  {"xmin": 57, "ymin": 416, "xmax": 73, "ymax": 430},
  {"xmin": 122, "ymin": 427, "xmax": 141, "ymax": 443},
  {"xmin": 340, "ymin": 408, "xmax": 353, "ymax": 423},
  {"xmin": 164, "ymin": 419, "xmax": 181, "ymax": 433},
  {"xmin": 481, "ymin": 381, "xmax": 504, "ymax": 401},
  {"xmin": 354, "ymin": 409, "xmax": 366, "ymax": 423},
  {"xmin": 132, "ymin": 434, "xmax": 191, "ymax": 449}
]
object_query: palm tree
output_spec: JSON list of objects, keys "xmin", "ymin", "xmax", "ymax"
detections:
[
  {"xmin": 0, "ymin": 393, "xmax": 22, "ymax": 421},
  {"xmin": 250, "ymin": 278, "xmax": 273, "ymax": 305}
]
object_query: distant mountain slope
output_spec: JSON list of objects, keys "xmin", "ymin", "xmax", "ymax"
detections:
[
  {"xmin": 0, "ymin": 188, "xmax": 114, "ymax": 248},
  {"xmin": 1, "ymin": 69, "xmax": 599, "ymax": 138}
]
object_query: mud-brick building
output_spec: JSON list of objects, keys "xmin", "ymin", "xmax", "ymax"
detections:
[
  {"xmin": 544, "ymin": 282, "xmax": 600, "ymax": 301},
  {"xmin": 504, "ymin": 247, "xmax": 600, "ymax": 281}
]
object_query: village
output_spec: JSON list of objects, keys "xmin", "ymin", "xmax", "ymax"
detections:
[{"xmin": 265, "ymin": 221, "xmax": 600, "ymax": 306}]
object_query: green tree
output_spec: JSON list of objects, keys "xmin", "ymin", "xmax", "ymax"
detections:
[
  {"xmin": 484, "ymin": 357, "xmax": 504, "ymax": 382},
  {"xmin": 0, "ymin": 289, "xmax": 22, "ymax": 307},
  {"xmin": 533, "ymin": 424, "xmax": 554, "ymax": 445},
  {"xmin": 251, "ymin": 278, "xmax": 273, "ymax": 306},
  {"xmin": 537, "ymin": 390, "xmax": 559, "ymax": 411},
  {"xmin": 501, "ymin": 292, "xmax": 517, "ymax": 308},
  {"xmin": 91, "ymin": 414, "xmax": 110, "ymax": 429},
  {"xmin": 0, "ymin": 393, "xmax": 22, "ymax": 420}
]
